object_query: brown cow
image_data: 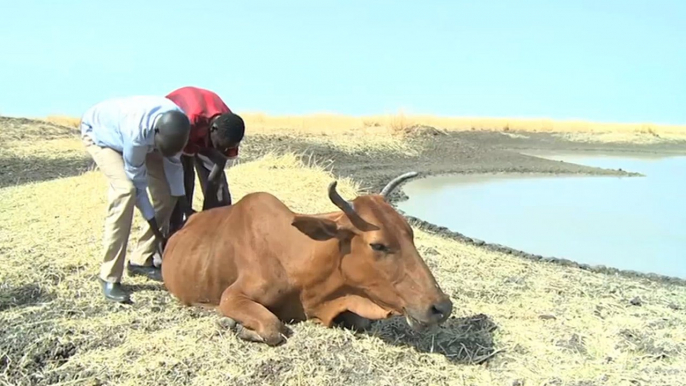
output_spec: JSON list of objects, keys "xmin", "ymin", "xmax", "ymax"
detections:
[{"xmin": 161, "ymin": 171, "xmax": 453, "ymax": 346}]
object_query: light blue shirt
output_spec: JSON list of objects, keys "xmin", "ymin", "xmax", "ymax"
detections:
[{"xmin": 80, "ymin": 95, "xmax": 186, "ymax": 221}]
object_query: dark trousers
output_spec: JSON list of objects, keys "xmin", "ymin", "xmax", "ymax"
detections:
[{"xmin": 168, "ymin": 154, "xmax": 231, "ymax": 235}]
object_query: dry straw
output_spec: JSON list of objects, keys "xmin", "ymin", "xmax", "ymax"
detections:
[
  {"xmin": 42, "ymin": 112, "xmax": 686, "ymax": 142},
  {"xmin": 0, "ymin": 116, "xmax": 684, "ymax": 385}
]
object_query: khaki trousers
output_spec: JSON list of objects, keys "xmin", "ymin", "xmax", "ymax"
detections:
[{"xmin": 83, "ymin": 136, "xmax": 177, "ymax": 283}]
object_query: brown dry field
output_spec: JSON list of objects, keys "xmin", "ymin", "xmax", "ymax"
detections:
[
  {"xmin": 1, "ymin": 114, "xmax": 685, "ymax": 386},
  {"xmin": 41, "ymin": 113, "xmax": 686, "ymax": 144}
]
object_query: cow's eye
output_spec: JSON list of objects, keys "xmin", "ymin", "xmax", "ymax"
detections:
[{"xmin": 369, "ymin": 243, "xmax": 388, "ymax": 252}]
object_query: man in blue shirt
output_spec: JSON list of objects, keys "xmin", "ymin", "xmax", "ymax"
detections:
[{"xmin": 80, "ymin": 95, "xmax": 194, "ymax": 303}]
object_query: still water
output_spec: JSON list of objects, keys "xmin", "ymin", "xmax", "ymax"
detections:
[{"xmin": 397, "ymin": 154, "xmax": 686, "ymax": 279}]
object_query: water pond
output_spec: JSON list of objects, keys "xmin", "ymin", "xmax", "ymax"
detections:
[{"xmin": 397, "ymin": 153, "xmax": 686, "ymax": 279}]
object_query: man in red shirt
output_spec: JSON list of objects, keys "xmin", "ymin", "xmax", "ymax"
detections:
[{"xmin": 165, "ymin": 86, "xmax": 245, "ymax": 234}]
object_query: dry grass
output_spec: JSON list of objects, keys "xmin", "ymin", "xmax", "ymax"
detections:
[
  {"xmin": 40, "ymin": 115, "xmax": 417, "ymax": 156},
  {"xmin": 1, "ymin": 118, "xmax": 685, "ymax": 386},
  {"xmin": 43, "ymin": 112, "xmax": 686, "ymax": 143}
]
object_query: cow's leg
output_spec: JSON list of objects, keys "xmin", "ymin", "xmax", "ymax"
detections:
[{"xmin": 218, "ymin": 288, "xmax": 289, "ymax": 346}]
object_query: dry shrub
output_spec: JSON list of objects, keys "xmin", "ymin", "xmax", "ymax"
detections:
[{"xmin": 42, "ymin": 115, "xmax": 81, "ymax": 129}]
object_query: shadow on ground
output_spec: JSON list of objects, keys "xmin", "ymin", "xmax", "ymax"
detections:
[
  {"xmin": 125, "ymin": 282, "xmax": 166, "ymax": 293},
  {"xmin": 342, "ymin": 313, "xmax": 499, "ymax": 365},
  {"xmin": 0, "ymin": 325, "xmax": 81, "ymax": 386},
  {"xmin": 0, "ymin": 309, "xmax": 106, "ymax": 386},
  {"xmin": 0, "ymin": 285, "xmax": 76, "ymax": 385},
  {"xmin": 0, "ymin": 283, "xmax": 56, "ymax": 312},
  {"xmin": 0, "ymin": 154, "xmax": 92, "ymax": 189}
]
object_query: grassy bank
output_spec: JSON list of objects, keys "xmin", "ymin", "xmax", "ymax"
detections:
[
  {"xmin": 41, "ymin": 112, "xmax": 686, "ymax": 143},
  {"xmin": 1, "ymin": 117, "xmax": 685, "ymax": 385}
]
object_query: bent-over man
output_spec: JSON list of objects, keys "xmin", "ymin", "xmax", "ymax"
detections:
[
  {"xmin": 80, "ymin": 95, "xmax": 195, "ymax": 303},
  {"xmin": 166, "ymin": 86, "xmax": 245, "ymax": 234}
]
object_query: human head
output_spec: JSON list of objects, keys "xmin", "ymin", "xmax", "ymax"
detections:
[
  {"xmin": 209, "ymin": 112, "xmax": 245, "ymax": 157},
  {"xmin": 154, "ymin": 110, "xmax": 191, "ymax": 157}
]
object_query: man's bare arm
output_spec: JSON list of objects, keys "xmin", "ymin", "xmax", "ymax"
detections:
[
  {"xmin": 181, "ymin": 155, "xmax": 195, "ymax": 204},
  {"xmin": 199, "ymin": 147, "xmax": 228, "ymax": 181},
  {"xmin": 197, "ymin": 147, "xmax": 228, "ymax": 202}
]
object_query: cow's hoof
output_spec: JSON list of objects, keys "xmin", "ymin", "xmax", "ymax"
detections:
[
  {"xmin": 236, "ymin": 325, "xmax": 266, "ymax": 343},
  {"xmin": 262, "ymin": 331, "xmax": 287, "ymax": 347},
  {"xmin": 280, "ymin": 324, "xmax": 294, "ymax": 338},
  {"xmin": 260, "ymin": 324, "xmax": 289, "ymax": 346},
  {"xmin": 234, "ymin": 324, "xmax": 285, "ymax": 346},
  {"xmin": 216, "ymin": 317, "xmax": 237, "ymax": 330},
  {"xmin": 228, "ymin": 321, "xmax": 289, "ymax": 346}
]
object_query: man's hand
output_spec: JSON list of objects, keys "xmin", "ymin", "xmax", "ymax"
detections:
[
  {"xmin": 155, "ymin": 236, "xmax": 166, "ymax": 258},
  {"xmin": 176, "ymin": 195, "xmax": 195, "ymax": 221},
  {"xmin": 147, "ymin": 217, "xmax": 167, "ymax": 256},
  {"xmin": 198, "ymin": 147, "xmax": 227, "ymax": 184},
  {"xmin": 168, "ymin": 196, "xmax": 197, "ymax": 239}
]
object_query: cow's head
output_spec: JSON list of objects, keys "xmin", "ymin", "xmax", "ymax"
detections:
[{"xmin": 291, "ymin": 172, "xmax": 453, "ymax": 331}]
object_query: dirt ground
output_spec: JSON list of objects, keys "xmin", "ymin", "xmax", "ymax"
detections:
[
  {"xmin": 1, "ymin": 116, "xmax": 686, "ymax": 386},
  {"xmin": 240, "ymin": 127, "xmax": 686, "ymax": 192}
]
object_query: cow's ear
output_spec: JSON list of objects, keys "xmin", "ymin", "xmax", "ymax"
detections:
[{"xmin": 291, "ymin": 215, "xmax": 342, "ymax": 241}]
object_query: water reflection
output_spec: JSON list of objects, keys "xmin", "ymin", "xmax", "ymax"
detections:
[{"xmin": 398, "ymin": 154, "xmax": 686, "ymax": 279}]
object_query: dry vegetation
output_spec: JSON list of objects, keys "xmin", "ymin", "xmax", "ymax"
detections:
[
  {"xmin": 42, "ymin": 112, "xmax": 686, "ymax": 143},
  {"xmin": 1, "ymin": 117, "xmax": 685, "ymax": 386}
]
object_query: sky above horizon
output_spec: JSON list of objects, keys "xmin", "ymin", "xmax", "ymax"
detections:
[{"xmin": 0, "ymin": 0, "xmax": 684, "ymax": 124}]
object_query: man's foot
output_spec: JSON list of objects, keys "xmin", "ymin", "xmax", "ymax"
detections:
[
  {"xmin": 98, "ymin": 278, "xmax": 131, "ymax": 303},
  {"xmin": 127, "ymin": 262, "xmax": 162, "ymax": 282}
]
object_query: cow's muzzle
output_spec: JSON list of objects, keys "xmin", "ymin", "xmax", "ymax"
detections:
[{"xmin": 404, "ymin": 296, "xmax": 453, "ymax": 331}]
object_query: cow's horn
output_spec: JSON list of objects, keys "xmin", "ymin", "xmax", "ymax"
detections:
[
  {"xmin": 328, "ymin": 181, "xmax": 379, "ymax": 231},
  {"xmin": 328, "ymin": 181, "xmax": 357, "ymax": 216},
  {"xmin": 380, "ymin": 171, "xmax": 419, "ymax": 198}
]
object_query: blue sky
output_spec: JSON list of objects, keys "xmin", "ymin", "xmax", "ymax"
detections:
[{"xmin": 0, "ymin": 0, "xmax": 684, "ymax": 124}]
